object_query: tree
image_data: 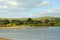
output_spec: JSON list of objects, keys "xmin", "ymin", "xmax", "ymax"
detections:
[
  {"xmin": 0, "ymin": 20, "xmax": 4, "ymax": 25},
  {"xmin": 42, "ymin": 19, "xmax": 49, "ymax": 26},
  {"xmin": 26, "ymin": 18, "xmax": 32, "ymax": 22},
  {"xmin": 26, "ymin": 18, "xmax": 34, "ymax": 25},
  {"xmin": 3, "ymin": 19, "xmax": 9, "ymax": 25}
]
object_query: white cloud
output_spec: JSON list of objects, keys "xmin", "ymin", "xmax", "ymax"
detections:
[
  {"xmin": 31, "ymin": 7, "xmax": 60, "ymax": 17},
  {"xmin": 40, "ymin": 7, "xmax": 60, "ymax": 14},
  {"xmin": 0, "ymin": 0, "xmax": 51, "ymax": 12},
  {"xmin": 0, "ymin": 0, "xmax": 8, "ymax": 2},
  {"xmin": 36, "ymin": 1, "xmax": 51, "ymax": 7},
  {"xmin": 28, "ymin": 14, "xmax": 35, "ymax": 18},
  {"xmin": 54, "ymin": 7, "xmax": 60, "ymax": 11},
  {"xmin": 0, "ymin": 6, "xmax": 7, "ymax": 9},
  {"xmin": 0, "ymin": 0, "xmax": 4, "ymax": 2},
  {"xmin": 8, "ymin": 2, "xmax": 19, "ymax": 6}
]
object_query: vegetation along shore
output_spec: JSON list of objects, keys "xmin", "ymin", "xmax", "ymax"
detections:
[{"xmin": 0, "ymin": 17, "xmax": 60, "ymax": 28}]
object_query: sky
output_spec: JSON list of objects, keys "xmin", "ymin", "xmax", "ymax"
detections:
[{"xmin": 0, "ymin": 0, "xmax": 60, "ymax": 18}]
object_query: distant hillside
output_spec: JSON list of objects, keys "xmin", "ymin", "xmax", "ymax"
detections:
[
  {"xmin": 33, "ymin": 16, "xmax": 60, "ymax": 21},
  {"xmin": 0, "ymin": 16, "xmax": 60, "ymax": 20}
]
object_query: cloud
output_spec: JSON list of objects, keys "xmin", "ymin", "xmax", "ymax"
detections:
[
  {"xmin": 0, "ymin": 0, "xmax": 51, "ymax": 11},
  {"xmin": 40, "ymin": 7, "xmax": 60, "ymax": 14},
  {"xmin": 36, "ymin": 1, "xmax": 51, "ymax": 7},
  {"xmin": 30, "ymin": 7, "xmax": 60, "ymax": 17},
  {"xmin": 8, "ymin": 2, "xmax": 19, "ymax": 6},
  {"xmin": 0, "ymin": 0, "xmax": 9, "ymax": 2},
  {"xmin": 0, "ymin": 0, "xmax": 4, "ymax": 2},
  {"xmin": 0, "ymin": 6, "xmax": 7, "ymax": 10},
  {"xmin": 28, "ymin": 14, "xmax": 35, "ymax": 18}
]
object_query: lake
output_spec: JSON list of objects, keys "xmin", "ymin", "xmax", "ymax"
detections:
[{"xmin": 0, "ymin": 27, "xmax": 60, "ymax": 40}]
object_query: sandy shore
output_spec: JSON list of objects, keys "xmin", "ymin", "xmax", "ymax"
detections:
[
  {"xmin": 0, "ymin": 38, "xmax": 10, "ymax": 40},
  {"xmin": 0, "ymin": 26, "xmax": 31, "ymax": 29},
  {"xmin": 0, "ymin": 26, "xmax": 60, "ymax": 29}
]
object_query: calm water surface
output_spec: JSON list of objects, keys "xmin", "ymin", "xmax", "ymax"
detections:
[{"xmin": 0, "ymin": 27, "xmax": 60, "ymax": 40}]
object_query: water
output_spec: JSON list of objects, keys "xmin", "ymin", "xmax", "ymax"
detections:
[{"xmin": 0, "ymin": 27, "xmax": 60, "ymax": 40}]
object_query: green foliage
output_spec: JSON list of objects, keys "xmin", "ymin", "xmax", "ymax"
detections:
[{"xmin": 0, "ymin": 17, "xmax": 60, "ymax": 27}]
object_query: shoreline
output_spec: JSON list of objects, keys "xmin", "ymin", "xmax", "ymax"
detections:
[{"xmin": 0, "ymin": 26, "xmax": 60, "ymax": 29}]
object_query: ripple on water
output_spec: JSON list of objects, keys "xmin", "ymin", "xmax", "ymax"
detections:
[{"xmin": 0, "ymin": 27, "xmax": 60, "ymax": 40}]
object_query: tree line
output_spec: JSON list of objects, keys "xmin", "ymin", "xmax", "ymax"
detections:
[{"xmin": 0, "ymin": 18, "xmax": 60, "ymax": 27}]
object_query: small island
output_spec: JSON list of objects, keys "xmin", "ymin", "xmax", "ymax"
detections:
[{"xmin": 0, "ymin": 17, "xmax": 60, "ymax": 28}]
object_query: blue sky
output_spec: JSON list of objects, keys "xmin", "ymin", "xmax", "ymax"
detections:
[{"xmin": 0, "ymin": 0, "xmax": 60, "ymax": 18}]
